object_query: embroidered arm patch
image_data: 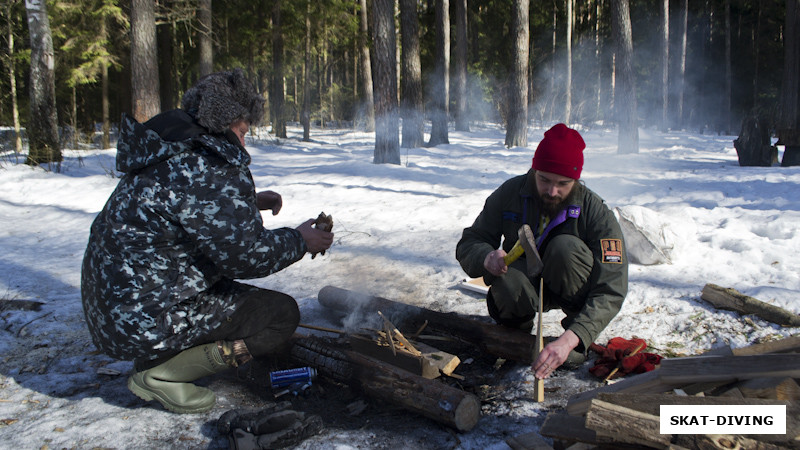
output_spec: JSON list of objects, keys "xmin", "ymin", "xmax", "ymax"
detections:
[{"xmin": 600, "ymin": 239, "xmax": 623, "ymax": 264}]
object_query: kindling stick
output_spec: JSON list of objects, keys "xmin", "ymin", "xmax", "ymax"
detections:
[
  {"xmin": 603, "ymin": 341, "xmax": 646, "ymax": 383},
  {"xmin": 534, "ymin": 278, "xmax": 545, "ymax": 402}
]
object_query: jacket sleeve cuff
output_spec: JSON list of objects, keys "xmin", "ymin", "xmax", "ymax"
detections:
[{"xmin": 567, "ymin": 322, "xmax": 592, "ymax": 354}]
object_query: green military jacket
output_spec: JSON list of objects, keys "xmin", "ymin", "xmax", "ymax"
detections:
[{"xmin": 456, "ymin": 170, "xmax": 628, "ymax": 351}]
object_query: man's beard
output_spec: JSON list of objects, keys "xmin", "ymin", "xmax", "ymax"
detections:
[{"xmin": 533, "ymin": 182, "xmax": 581, "ymax": 218}]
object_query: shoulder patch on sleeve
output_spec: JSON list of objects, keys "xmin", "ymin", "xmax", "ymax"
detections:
[{"xmin": 600, "ymin": 238, "xmax": 623, "ymax": 264}]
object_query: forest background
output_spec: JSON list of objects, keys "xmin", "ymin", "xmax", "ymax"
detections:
[{"xmin": 0, "ymin": 0, "xmax": 797, "ymax": 165}]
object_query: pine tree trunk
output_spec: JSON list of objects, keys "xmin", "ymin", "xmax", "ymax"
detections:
[
  {"xmin": 272, "ymin": 0, "xmax": 286, "ymax": 138},
  {"xmin": 157, "ymin": 18, "xmax": 174, "ymax": 110},
  {"xmin": 427, "ymin": 0, "xmax": 450, "ymax": 146},
  {"xmin": 130, "ymin": 0, "xmax": 161, "ymax": 123},
  {"xmin": 779, "ymin": 0, "xmax": 800, "ymax": 166},
  {"xmin": 7, "ymin": 1, "xmax": 22, "ymax": 154},
  {"xmin": 358, "ymin": 0, "xmax": 375, "ymax": 132},
  {"xmin": 595, "ymin": 0, "xmax": 602, "ymax": 123},
  {"xmin": 611, "ymin": 0, "xmax": 638, "ymax": 154},
  {"xmin": 677, "ymin": 0, "xmax": 687, "ymax": 129},
  {"xmin": 399, "ymin": 0, "xmax": 424, "ymax": 148},
  {"xmin": 302, "ymin": 1, "xmax": 311, "ymax": 142},
  {"xmin": 565, "ymin": 0, "xmax": 573, "ymax": 124},
  {"xmin": 504, "ymin": 0, "xmax": 529, "ymax": 148},
  {"xmin": 24, "ymin": 0, "xmax": 61, "ymax": 167},
  {"xmin": 454, "ymin": 0, "xmax": 469, "ymax": 132},
  {"xmin": 198, "ymin": 0, "xmax": 213, "ymax": 77},
  {"xmin": 371, "ymin": 0, "xmax": 400, "ymax": 164},
  {"xmin": 723, "ymin": 0, "xmax": 732, "ymax": 134},
  {"xmin": 661, "ymin": 0, "xmax": 669, "ymax": 131},
  {"xmin": 101, "ymin": 17, "xmax": 110, "ymax": 149}
]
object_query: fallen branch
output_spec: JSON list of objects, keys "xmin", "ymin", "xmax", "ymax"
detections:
[{"xmin": 701, "ymin": 284, "xmax": 800, "ymax": 327}]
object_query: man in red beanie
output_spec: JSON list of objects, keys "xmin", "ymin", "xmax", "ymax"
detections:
[{"xmin": 456, "ymin": 123, "xmax": 628, "ymax": 378}]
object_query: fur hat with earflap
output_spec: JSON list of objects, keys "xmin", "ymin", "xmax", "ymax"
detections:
[{"xmin": 181, "ymin": 68, "xmax": 265, "ymax": 134}]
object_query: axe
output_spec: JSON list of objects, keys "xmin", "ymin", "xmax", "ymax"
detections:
[{"xmin": 502, "ymin": 224, "xmax": 543, "ymax": 277}]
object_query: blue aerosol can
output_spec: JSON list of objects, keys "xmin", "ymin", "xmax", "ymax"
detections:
[{"xmin": 269, "ymin": 367, "xmax": 317, "ymax": 388}]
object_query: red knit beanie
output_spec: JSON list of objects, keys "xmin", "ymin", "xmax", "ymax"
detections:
[{"xmin": 532, "ymin": 123, "xmax": 586, "ymax": 179}]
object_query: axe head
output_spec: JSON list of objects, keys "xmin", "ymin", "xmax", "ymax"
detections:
[{"xmin": 518, "ymin": 224, "xmax": 543, "ymax": 277}]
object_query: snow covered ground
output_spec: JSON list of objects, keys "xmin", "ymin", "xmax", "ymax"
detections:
[{"xmin": 1, "ymin": 122, "xmax": 798, "ymax": 449}]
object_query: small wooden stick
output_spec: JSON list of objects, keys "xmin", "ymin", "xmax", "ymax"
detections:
[
  {"xmin": 377, "ymin": 311, "xmax": 397, "ymax": 356},
  {"xmin": 534, "ymin": 278, "xmax": 545, "ymax": 402},
  {"xmin": 411, "ymin": 320, "xmax": 429, "ymax": 339},
  {"xmin": 378, "ymin": 311, "xmax": 420, "ymax": 355},
  {"xmin": 603, "ymin": 341, "xmax": 646, "ymax": 383}
]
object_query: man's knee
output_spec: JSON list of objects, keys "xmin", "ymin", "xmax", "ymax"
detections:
[{"xmin": 542, "ymin": 235, "xmax": 592, "ymax": 301}]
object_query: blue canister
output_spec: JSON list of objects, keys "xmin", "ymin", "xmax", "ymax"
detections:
[{"xmin": 269, "ymin": 367, "xmax": 317, "ymax": 388}]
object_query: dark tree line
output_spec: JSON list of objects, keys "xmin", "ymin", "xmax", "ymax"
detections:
[{"xmin": 2, "ymin": 0, "xmax": 798, "ymax": 165}]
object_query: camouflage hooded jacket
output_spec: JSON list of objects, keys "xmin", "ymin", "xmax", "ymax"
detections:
[{"xmin": 81, "ymin": 110, "xmax": 306, "ymax": 361}]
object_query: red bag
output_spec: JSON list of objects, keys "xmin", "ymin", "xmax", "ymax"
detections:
[{"xmin": 588, "ymin": 337, "xmax": 663, "ymax": 380}]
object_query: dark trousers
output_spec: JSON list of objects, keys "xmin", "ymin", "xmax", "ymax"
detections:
[
  {"xmin": 136, "ymin": 281, "xmax": 300, "ymax": 371},
  {"xmin": 486, "ymin": 234, "xmax": 592, "ymax": 332}
]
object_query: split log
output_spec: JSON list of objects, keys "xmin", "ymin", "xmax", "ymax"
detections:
[
  {"xmin": 704, "ymin": 334, "xmax": 800, "ymax": 357},
  {"xmin": 658, "ymin": 353, "xmax": 800, "ymax": 384},
  {"xmin": 568, "ymin": 354, "xmax": 800, "ymax": 416},
  {"xmin": 317, "ymin": 285, "xmax": 537, "ymax": 363},
  {"xmin": 413, "ymin": 340, "xmax": 461, "ymax": 376},
  {"xmin": 290, "ymin": 335, "xmax": 479, "ymax": 432},
  {"xmin": 584, "ymin": 399, "xmax": 670, "ymax": 448},
  {"xmin": 348, "ymin": 333, "xmax": 440, "ymax": 379},
  {"xmin": 594, "ymin": 393, "xmax": 800, "ymax": 446},
  {"xmin": 701, "ymin": 284, "xmax": 800, "ymax": 327},
  {"xmin": 729, "ymin": 377, "xmax": 800, "ymax": 401},
  {"xmin": 566, "ymin": 369, "xmax": 678, "ymax": 416}
]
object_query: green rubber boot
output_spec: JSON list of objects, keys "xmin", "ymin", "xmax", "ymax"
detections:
[{"xmin": 127, "ymin": 342, "xmax": 232, "ymax": 414}]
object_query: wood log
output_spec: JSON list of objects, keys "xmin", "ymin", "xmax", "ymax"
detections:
[
  {"xmin": 703, "ymin": 334, "xmax": 800, "ymax": 357},
  {"xmin": 566, "ymin": 369, "xmax": 679, "ymax": 416},
  {"xmin": 317, "ymin": 285, "xmax": 537, "ymax": 362},
  {"xmin": 701, "ymin": 284, "xmax": 800, "ymax": 327},
  {"xmin": 290, "ymin": 335, "xmax": 479, "ymax": 432},
  {"xmin": 346, "ymin": 350, "xmax": 480, "ymax": 432},
  {"xmin": 584, "ymin": 399, "xmax": 671, "ymax": 448},
  {"xmin": 593, "ymin": 393, "xmax": 800, "ymax": 446},
  {"xmin": 731, "ymin": 335, "xmax": 800, "ymax": 356},
  {"xmin": 731, "ymin": 377, "xmax": 800, "ymax": 401},
  {"xmin": 348, "ymin": 333, "xmax": 441, "ymax": 379},
  {"xmin": 412, "ymin": 340, "xmax": 461, "ymax": 376}
]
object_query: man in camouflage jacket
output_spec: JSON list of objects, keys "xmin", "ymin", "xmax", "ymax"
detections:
[
  {"xmin": 456, "ymin": 124, "xmax": 627, "ymax": 379},
  {"xmin": 81, "ymin": 69, "xmax": 333, "ymax": 414}
]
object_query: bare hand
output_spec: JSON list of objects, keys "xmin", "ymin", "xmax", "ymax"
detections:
[
  {"xmin": 532, "ymin": 330, "xmax": 580, "ymax": 379},
  {"xmin": 483, "ymin": 249, "xmax": 508, "ymax": 276},
  {"xmin": 296, "ymin": 219, "xmax": 334, "ymax": 255},
  {"xmin": 256, "ymin": 191, "xmax": 282, "ymax": 215}
]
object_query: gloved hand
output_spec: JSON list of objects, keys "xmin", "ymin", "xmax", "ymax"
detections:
[
  {"xmin": 588, "ymin": 337, "xmax": 663, "ymax": 380},
  {"xmin": 218, "ymin": 402, "xmax": 324, "ymax": 450}
]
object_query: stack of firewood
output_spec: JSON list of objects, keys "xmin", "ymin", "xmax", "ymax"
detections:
[{"xmin": 506, "ymin": 335, "xmax": 800, "ymax": 450}]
